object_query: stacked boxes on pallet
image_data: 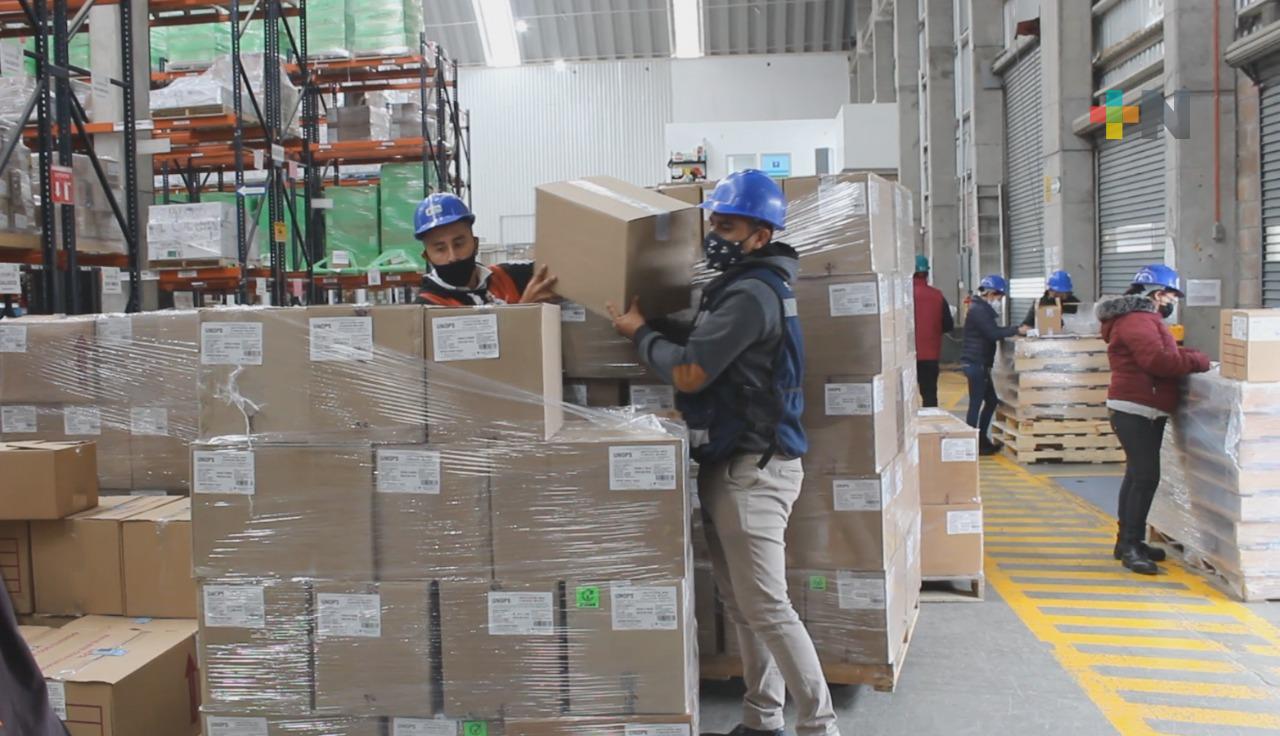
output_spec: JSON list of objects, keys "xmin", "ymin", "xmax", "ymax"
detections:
[
  {"xmin": 916, "ymin": 410, "xmax": 983, "ymax": 595},
  {"xmin": 192, "ymin": 303, "xmax": 699, "ymax": 735}
]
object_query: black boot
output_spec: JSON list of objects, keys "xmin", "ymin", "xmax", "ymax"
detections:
[
  {"xmin": 1113, "ymin": 540, "xmax": 1167, "ymax": 562},
  {"xmin": 979, "ymin": 439, "xmax": 1003, "ymax": 456},
  {"xmin": 1118, "ymin": 544, "xmax": 1159, "ymax": 575}
]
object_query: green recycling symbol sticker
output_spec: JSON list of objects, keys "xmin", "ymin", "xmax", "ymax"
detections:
[
  {"xmin": 576, "ymin": 585, "xmax": 601, "ymax": 609},
  {"xmin": 809, "ymin": 575, "xmax": 828, "ymax": 591},
  {"xmin": 463, "ymin": 722, "xmax": 488, "ymax": 736}
]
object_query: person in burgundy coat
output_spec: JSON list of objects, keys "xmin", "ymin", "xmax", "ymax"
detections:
[
  {"xmin": 912, "ymin": 255, "xmax": 955, "ymax": 408},
  {"xmin": 1096, "ymin": 265, "xmax": 1211, "ymax": 575}
]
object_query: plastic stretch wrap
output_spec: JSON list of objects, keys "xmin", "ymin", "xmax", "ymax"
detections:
[
  {"xmin": 147, "ymin": 201, "xmax": 243, "ymax": 263},
  {"xmin": 1150, "ymin": 368, "xmax": 1280, "ymax": 600},
  {"xmin": 346, "ymin": 0, "xmax": 423, "ymax": 55},
  {"xmin": 993, "ymin": 335, "xmax": 1113, "ymax": 422},
  {"xmin": 151, "ymin": 54, "xmax": 300, "ymax": 136},
  {"xmin": 306, "ymin": 0, "xmax": 349, "ymax": 57},
  {"xmin": 0, "ymin": 121, "xmax": 36, "ymax": 235},
  {"xmin": 379, "ymin": 162, "xmax": 430, "ymax": 256},
  {"xmin": 325, "ymin": 185, "xmax": 381, "ymax": 266}
]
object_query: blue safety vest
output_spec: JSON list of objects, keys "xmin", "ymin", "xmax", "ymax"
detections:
[{"xmin": 677, "ymin": 265, "xmax": 807, "ymax": 465}]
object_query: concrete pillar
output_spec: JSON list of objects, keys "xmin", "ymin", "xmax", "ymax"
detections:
[
  {"xmin": 856, "ymin": 46, "xmax": 876, "ymax": 103},
  {"xmin": 1236, "ymin": 74, "xmax": 1263, "ymax": 308},
  {"xmin": 968, "ymin": 0, "xmax": 1006, "ymax": 284},
  {"xmin": 894, "ymin": 0, "xmax": 922, "ymax": 232},
  {"xmin": 921, "ymin": 0, "xmax": 961, "ymax": 307},
  {"xmin": 872, "ymin": 18, "xmax": 896, "ymax": 103},
  {"xmin": 1039, "ymin": 0, "xmax": 1097, "ymax": 302},
  {"xmin": 1165, "ymin": 0, "xmax": 1238, "ymax": 355}
]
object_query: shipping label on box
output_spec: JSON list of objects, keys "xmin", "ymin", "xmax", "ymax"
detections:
[
  {"xmin": 376, "ymin": 448, "xmax": 441, "ymax": 494},
  {"xmin": 629, "ymin": 383, "xmax": 675, "ymax": 412},
  {"xmin": 489, "ymin": 591, "xmax": 556, "ymax": 636},
  {"xmin": 317, "ymin": 592, "xmax": 382, "ymax": 638},
  {"xmin": 310, "ymin": 316, "xmax": 374, "ymax": 362},
  {"xmin": 201, "ymin": 322, "xmax": 264, "ymax": 365},
  {"xmin": 610, "ymin": 584, "xmax": 679, "ymax": 631},
  {"xmin": 193, "ymin": 450, "xmax": 256, "ymax": 495},
  {"xmin": 608, "ymin": 445, "xmax": 678, "ymax": 490},
  {"xmin": 202, "ymin": 584, "xmax": 267, "ymax": 629}
]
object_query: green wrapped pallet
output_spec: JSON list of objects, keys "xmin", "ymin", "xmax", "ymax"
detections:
[
  {"xmin": 346, "ymin": 0, "xmax": 422, "ymax": 55},
  {"xmin": 25, "ymin": 35, "xmax": 90, "ymax": 74},
  {"xmin": 378, "ymin": 162, "xmax": 431, "ymax": 256},
  {"xmin": 163, "ymin": 23, "xmax": 220, "ymax": 66},
  {"xmin": 150, "ymin": 27, "xmax": 169, "ymax": 71},
  {"xmin": 308, "ymin": 0, "xmax": 348, "ymax": 57},
  {"xmin": 325, "ymin": 185, "xmax": 380, "ymax": 265}
]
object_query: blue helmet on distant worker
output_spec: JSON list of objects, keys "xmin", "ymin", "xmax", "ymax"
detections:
[
  {"xmin": 1131, "ymin": 264, "xmax": 1183, "ymax": 296},
  {"xmin": 1046, "ymin": 270, "xmax": 1073, "ymax": 293},
  {"xmin": 915, "ymin": 254, "xmax": 930, "ymax": 273},
  {"xmin": 979, "ymin": 274, "xmax": 1009, "ymax": 294},
  {"xmin": 414, "ymin": 193, "xmax": 475, "ymax": 238},
  {"xmin": 699, "ymin": 169, "xmax": 787, "ymax": 230}
]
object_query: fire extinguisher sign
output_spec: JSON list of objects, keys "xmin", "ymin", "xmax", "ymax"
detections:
[{"xmin": 50, "ymin": 165, "xmax": 73, "ymax": 205}]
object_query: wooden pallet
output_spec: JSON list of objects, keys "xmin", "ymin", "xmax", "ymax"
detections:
[
  {"xmin": 1014, "ymin": 354, "xmax": 1111, "ymax": 372},
  {"xmin": 1150, "ymin": 527, "xmax": 1280, "ymax": 602},
  {"xmin": 991, "ymin": 425, "xmax": 1121, "ymax": 454},
  {"xmin": 920, "ymin": 575, "xmax": 985, "ymax": 602},
  {"xmin": 151, "ymin": 257, "xmax": 244, "ymax": 270},
  {"xmin": 997, "ymin": 414, "xmax": 1113, "ymax": 436},
  {"xmin": 1003, "ymin": 445, "xmax": 1124, "ymax": 464},
  {"xmin": 0, "ymin": 231, "xmax": 40, "ymax": 251},
  {"xmin": 152, "ymin": 104, "xmax": 235, "ymax": 119}
]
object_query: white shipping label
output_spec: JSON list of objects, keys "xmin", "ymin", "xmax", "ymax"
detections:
[
  {"xmin": 432, "ymin": 314, "xmax": 499, "ymax": 362},
  {"xmin": 625, "ymin": 725, "xmax": 691, "ymax": 736},
  {"xmin": 201, "ymin": 322, "xmax": 264, "ymax": 365},
  {"xmin": 1, "ymin": 405, "xmax": 35, "ymax": 433},
  {"xmin": 367, "ymin": 268, "xmax": 383, "ymax": 286},
  {"xmin": 566, "ymin": 383, "xmax": 588, "ymax": 406},
  {"xmin": 0, "ymin": 324, "xmax": 27, "ymax": 352},
  {"xmin": 488, "ymin": 591, "xmax": 555, "ymax": 636},
  {"xmin": 202, "ymin": 585, "xmax": 266, "ymax": 629},
  {"xmin": 63, "ymin": 407, "xmax": 100, "ymax": 436},
  {"xmin": 0, "ymin": 263, "xmax": 20, "ymax": 294},
  {"xmin": 100, "ymin": 266, "xmax": 123, "ymax": 295},
  {"xmin": 193, "ymin": 450, "xmax": 256, "ymax": 495},
  {"xmin": 376, "ymin": 449, "xmax": 441, "ymax": 494},
  {"xmin": 560, "ymin": 302, "xmax": 588, "ymax": 323},
  {"xmin": 206, "ymin": 717, "xmax": 270, "ymax": 736},
  {"xmin": 317, "ymin": 593, "xmax": 382, "ymax": 638},
  {"xmin": 947, "ymin": 509, "xmax": 983, "ymax": 535},
  {"xmin": 611, "ymin": 585, "xmax": 679, "ymax": 631},
  {"xmin": 837, "ymin": 572, "xmax": 886, "ymax": 610},
  {"xmin": 129, "ymin": 407, "xmax": 170, "ymax": 436},
  {"xmin": 393, "ymin": 719, "xmax": 459, "ymax": 736},
  {"xmin": 310, "ymin": 316, "xmax": 374, "ymax": 362},
  {"xmin": 1233, "ymin": 315, "xmax": 1248, "ymax": 340},
  {"xmin": 833, "ymin": 478, "xmax": 882, "ymax": 512},
  {"xmin": 824, "ymin": 383, "xmax": 874, "ymax": 416},
  {"xmin": 95, "ymin": 315, "xmax": 133, "ymax": 345},
  {"xmin": 1248, "ymin": 316, "xmax": 1280, "ymax": 342},
  {"xmin": 47, "ymin": 680, "xmax": 67, "ymax": 719},
  {"xmin": 828, "ymin": 282, "xmax": 879, "ymax": 317},
  {"xmin": 941, "ymin": 437, "xmax": 978, "ymax": 463},
  {"xmin": 609, "ymin": 445, "xmax": 678, "ymax": 490},
  {"xmin": 630, "ymin": 384, "xmax": 676, "ymax": 411}
]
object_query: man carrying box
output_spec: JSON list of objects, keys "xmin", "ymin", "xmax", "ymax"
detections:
[
  {"xmin": 609, "ymin": 169, "xmax": 839, "ymax": 736},
  {"xmin": 413, "ymin": 193, "xmax": 559, "ymax": 306},
  {"xmin": 1020, "ymin": 269, "xmax": 1081, "ymax": 329}
]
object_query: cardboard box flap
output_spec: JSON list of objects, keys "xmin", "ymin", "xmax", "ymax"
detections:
[
  {"xmin": 70, "ymin": 494, "xmax": 181, "ymax": 521},
  {"xmin": 37, "ymin": 619, "xmax": 196, "ymax": 685},
  {"xmin": 123, "ymin": 496, "xmax": 190, "ymax": 523},
  {"xmin": 0, "ymin": 440, "xmax": 93, "ymax": 453},
  {"xmin": 540, "ymin": 177, "xmax": 692, "ymax": 222}
]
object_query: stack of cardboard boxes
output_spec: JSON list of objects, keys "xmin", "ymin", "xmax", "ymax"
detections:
[
  {"xmin": 192, "ymin": 301, "xmax": 699, "ymax": 735},
  {"xmin": 916, "ymin": 410, "xmax": 983, "ymax": 594}
]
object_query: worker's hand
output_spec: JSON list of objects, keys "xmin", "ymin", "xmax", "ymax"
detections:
[
  {"xmin": 520, "ymin": 264, "xmax": 559, "ymax": 304},
  {"xmin": 672, "ymin": 363, "xmax": 709, "ymax": 393},
  {"xmin": 1017, "ymin": 324, "xmax": 1030, "ymax": 336},
  {"xmin": 606, "ymin": 296, "xmax": 646, "ymax": 339}
]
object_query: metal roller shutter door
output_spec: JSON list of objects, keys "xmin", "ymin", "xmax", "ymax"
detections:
[
  {"xmin": 1260, "ymin": 59, "xmax": 1280, "ymax": 306},
  {"xmin": 1097, "ymin": 133, "xmax": 1166, "ymax": 297},
  {"xmin": 1003, "ymin": 46, "xmax": 1044, "ymax": 321}
]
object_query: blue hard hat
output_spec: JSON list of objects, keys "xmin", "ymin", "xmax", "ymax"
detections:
[
  {"xmin": 699, "ymin": 169, "xmax": 787, "ymax": 230},
  {"xmin": 1131, "ymin": 264, "xmax": 1183, "ymax": 296},
  {"xmin": 915, "ymin": 254, "xmax": 930, "ymax": 273},
  {"xmin": 979, "ymin": 274, "xmax": 1009, "ymax": 294},
  {"xmin": 414, "ymin": 193, "xmax": 475, "ymax": 238},
  {"xmin": 1046, "ymin": 270, "xmax": 1073, "ymax": 293}
]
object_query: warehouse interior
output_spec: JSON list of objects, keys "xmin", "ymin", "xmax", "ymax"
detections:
[{"xmin": 2, "ymin": 1, "xmax": 1280, "ymax": 736}]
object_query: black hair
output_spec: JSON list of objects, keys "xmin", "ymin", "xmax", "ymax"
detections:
[{"xmin": 1124, "ymin": 284, "xmax": 1146, "ymax": 296}]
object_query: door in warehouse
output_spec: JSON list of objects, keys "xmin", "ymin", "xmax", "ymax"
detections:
[
  {"xmin": 1002, "ymin": 45, "xmax": 1044, "ymax": 322},
  {"xmin": 1096, "ymin": 132, "xmax": 1166, "ymax": 297},
  {"xmin": 1260, "ymin": 60, "xmax": 1280, "ymax": 305}
]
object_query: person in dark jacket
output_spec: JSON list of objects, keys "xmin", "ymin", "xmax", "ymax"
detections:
[
  {"xmin": 962, "ymin": 274, "xmax": 1028, "ymax": 454},
  {"xmin": 1020, "ymin": 270, "xmax": 1081, "ymax": 328},
  {"xmin": 1097, "ymin": 265, "xmax": 1210, "ymax": 575},
  {"xmin": 609, "ymin": 170, "xmax": 838, "ymax": 736},
  {"xmin": 913, "ymin": 255, "xmax": 955, "ymax": 408},
  {"xmin": 0, "ymin": 585, "xmax": 67, "ymax": 736}
]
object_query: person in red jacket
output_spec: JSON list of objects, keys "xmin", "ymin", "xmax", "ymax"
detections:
[
  {"xmin": 1096, "ymin": 265, "xmax": 1210, "ymax": 575},
  {"xmin": 912, "ymin": 255, "xmax": 955, "ymax": 407}
]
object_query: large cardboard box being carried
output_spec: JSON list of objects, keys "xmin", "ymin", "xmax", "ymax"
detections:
[
  {"xmin": 0, "ymin": 520, "xmax": 32, "ymax": 613},
  {"xmin": 559, "ymin": 301, "xmax": 650, "ymax": 379},
  {"xmin": 122, "ymin": 497, "xmax": 195, "ymax": 618},
  {"xmin": 921, "ymin": 503, "xmax": 983, "ymax": 578},
  {"xmin": 35, "ymin": 615, "xmax": 199, "ymax": 736},
  {"xmin": 795, "ymin": 274, "xmax": 895, "ymax": 376},
  {"xmin": 917, "ymin": 410, "xmax": 980, "ymax": 505},
  {"xmin": 1221, "ymin": 309, "xmax": 1280, "ymax": 382},
  {"xmin": 535, "ymin": 176, "xmax": 699, "ymax": 319},
  {"xmin": 802, "ymin": 373, "xmax": 899, "ymax": 475},
  {"xmin": 0, "ymin": 440, "xmax": 97, "ymax": 519}
]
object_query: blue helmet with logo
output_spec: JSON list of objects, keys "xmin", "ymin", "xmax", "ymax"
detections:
[
  {"xmin": 1131, "ymin": 264, "xmax": 1183, "ymax": 296},
  {"xmin": 414, "ymin": 193, "xmax": 475, "ymax": 239},
  {"xmin": 699, "ymin": 169, "xmax": 787, "ymax": 230},
  {"xmin": 979, "ymin": 274, "xmax": 1009, "ymax": 294},
  {"xmin": 1046, "ymin": 270, "xmax": 1073, "ymax": 293}
]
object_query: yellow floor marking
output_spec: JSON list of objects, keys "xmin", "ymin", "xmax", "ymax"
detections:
[
  {"xmin": 1245, "ymin": 644, "xmax": 1280, "ymax": 658},
  {"xmin": 982, "ymin": 455, "xmax": 1280, "ymax": 734},
  {"xmin": 1007, "ymin": 570, "xmax": 1181, "ymax": 582}
]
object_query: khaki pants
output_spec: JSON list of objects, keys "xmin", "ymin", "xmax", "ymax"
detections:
[{"xmin": 700, "ymin": 454, "xmax": 839, "ymax": 736}]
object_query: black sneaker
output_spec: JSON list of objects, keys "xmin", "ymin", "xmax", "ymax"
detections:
[
  {"xmin": 979, "ymin": 440, "xmax": 1003, "ymax": 456},
  {"xmin": 1113, "ymin": 541, "xmax": 1167, "ymax": 562},
  {"xmin": 1118, "ymin": 544, "xmax": 1159, "ymax": 575}
]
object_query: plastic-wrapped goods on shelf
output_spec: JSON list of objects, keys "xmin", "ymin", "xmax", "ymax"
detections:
[
  {"xmin": 307, "ymin": 0, "xmax": 349, "ymax": 57},
  {"xmin": 379, "ymin": 161, "xmax": 430, "ymax": 256},
  {"xmin": 0, "ymin": 122, "xmax": 36, "ymax": 238},
  {"xmin": 151, "ymin": 53, "xmax": 301, "ymax": 136},
  {"xmin": 325, "ymin": 184, "xmax": 381, "ymax": 266},
  {"xmin": 147, "ymin": 201, "xmax": 248, "ymax": 264},
  {"xmin": 346, "ymin": 0, "xmax": 423, "ymax": 55},
  {"xmin": 330, "ymin": 104, "xmax": 392, "ymax": 142}
]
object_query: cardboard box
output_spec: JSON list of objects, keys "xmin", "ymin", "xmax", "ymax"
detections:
[
  {"xmin": 19, "ymin": 623, "xmax": 52, "ymax": 647},
  {"xmin": 1221, "ymin": 309, "xmax": 1280, "ymax": 382},
  {"xmin": 198, "ymin": 579, "xmax": 313, "ymax": 712},
  {"xmin": 795, "ymin": 274, "xmax": 895, "ymax": 376},
  {"xmin": 564, "ymin": 378, "xmax": 627, "ymax": 408},
  {"xmin": 439, "ymin": 579, "xmax": 566, "ymax": 719},
  {"xmin": 506, "ymin": 716, "xmax": 695, "ymax": 736},
  {"xmin": 802, "ymin": 373, "xmax": 899, "ymax": 475},
  {"xmin": 795, "ymin": 173, "xmax": 897, "ymax": 278},
  {"xmin": 917, "ymin": 410, "xmax": 980, "ymax": 505},
  {"xmin": 35, "ymin": 615, "xmax": 199, "ymax": 736},
  {"xmin": 122, "ymin": 497, "xmax": 195, "ymax": 618},
  {"xmin": 566, "ymin": 578, "xmax": 695, "ymax": 716},
  {"xmin": 892, "ymin": 275, "xmax": 915, "ymax": 369},
  {"xmin": 0, "ymin": 440, "xmax": 97, "ymax": 519},
  {"xmin": 535, "ymin": 176, "xmax": 699, "ymax": 319},
  {"xmin": 560, "ymin": 301, "xmax": 650, "ymax": 379},
  {"xmin": 203, "ymin": 713, "xmax": 383, "ymax": 736},
  {"xmin": 490, "ymin": 426, "xmax": 689, "ymax": 582},
  {"xmin": 657, "ymin": 182, "xmax": 707, "ymax": 251},
  {"xmin": 374, "ymin": 445, "xmax": 492, "ymax": 580},
  {"xmin": 198, "ymin": 305, "xmax": 427, "ymax": 443},
  {"xmin": 782, "ymin": 175, "xmax": 820, "ymax": 203},
  {"xmin": 425, "ymin": 304, "xmax": 563, "ymax": 442},
  {"xmin": 1035, "ymin": 303, "xmax": 1065, "ymax": 336},
  {"xmin": 58, "ymin": 405, "xmax": 133, "ymax": 489},
  {"xmin": 0, "ymin": 315, "xmax": 98, "ymax": 403},
  {"xmin": 921, "ymin": 503, "xmax": 983, "ymax": 578},
  {"xmin": 312, "ymin": 581, "xmax": 433, "ymax": 715},
  {"xmin": 893, "ymin": 183, "xmax": 917, "ymax": 275},
  {"xmin": 627, "ymin": 380, "xmax": 677, "ymax": 413},
  {"xmin": 31, "ymin": 495, "xmax": 180, "ymax": 615},
  {"xmin": 0, "ymin": 520, "xmax": 32, "ymax": 613},
  {"xmin": 191, "ymin": 443, "xmax": 375, "ymax": 579}
]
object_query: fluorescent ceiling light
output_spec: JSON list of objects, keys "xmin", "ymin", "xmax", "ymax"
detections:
[
  {"xmin": 671, "ymin": 0, "xmax": 704, "ymax": 59},
  {"xmin": 553, "ymin": 59, "xmax": 567, "ymax": 71},
  {"xmin": 514, "ymin": 19, "xmax": 529, "ymax": 33},
  {"xmin": 471, "ymin": 0, "xmax": 522, "ymax": 67}
]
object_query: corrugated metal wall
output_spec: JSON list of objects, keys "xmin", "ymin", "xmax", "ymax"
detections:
[
  {"xmin": 1097, "ymin": 132, "xmax": 1166, "ymax": 296},
  {"xmin": 1259, "ymin": 60, "xmax": 1280, "ymax": 306},
  {"xmin": 1003, "ymin": 45, "xmax": 1044, "ymax": 322},
  {"xmin": 460, "ymin": 60, "xmax": 674, "ymax": 246}
]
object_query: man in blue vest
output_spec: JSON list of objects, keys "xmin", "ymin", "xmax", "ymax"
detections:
[{"xmin": 609, "ymin": 170, "xmax": 838, "ymax": 736}]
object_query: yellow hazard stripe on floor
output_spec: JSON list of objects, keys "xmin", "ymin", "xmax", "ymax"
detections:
[{"xmin": 982, "ymin": 455, "xmax": 1280, "ymax": 736}]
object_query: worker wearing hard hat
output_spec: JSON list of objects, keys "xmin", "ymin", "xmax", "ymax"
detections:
[
  {"xmin": 962, "ymin": 275, "xmax": 1029, "ymax": 455},
  {"xmin": 608, "ymin": 170, "xmax": 839, "ymax": 736},
  {"xmin": 912, "ymin": 255, "xmax": 955, "ymax": 408},
  {"xmin": 1020, "ymin": 269, "xmax": 1081, "ymax": 328},
  {"xmin": 413, "ymin": 193, "xmax": 558, "ymax": 306}
]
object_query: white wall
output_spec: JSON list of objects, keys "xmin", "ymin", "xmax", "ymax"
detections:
[
  {"xmin": 837, "ymin": 103, "xmax": 900, "ymax": 171},
  {"xmin": 665, "ymin": 119, "xmax": 841, "ymax": 181},
  {"xmin": 670, "ymin": 53, "xmax": 854, "ymax": 123}
]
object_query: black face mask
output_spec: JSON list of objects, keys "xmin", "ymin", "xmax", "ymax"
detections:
[
  {"xmin": 703, "ymin": 231, "xmax": 755, "ymax": 271},
  {"xmin": 1158, "ymin": 302, "xmax": 1174, "ymax": 319},
  {"xmin": 433, "ymin": 252, "xmax": 478, "ymax": 288}
]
